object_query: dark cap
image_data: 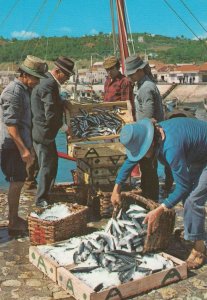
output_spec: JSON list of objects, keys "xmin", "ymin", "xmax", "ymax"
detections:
[{"xmin": 54, "ymin": 56, "xmax": 75, "ymax": 75}]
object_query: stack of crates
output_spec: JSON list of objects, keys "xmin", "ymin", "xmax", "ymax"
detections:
[{"xmin": 65, "ymin": 101, "xmax": 133, "ymax": 216}]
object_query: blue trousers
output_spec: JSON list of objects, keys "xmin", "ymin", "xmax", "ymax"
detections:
[
  {"xmin": 33, "ymin": 141, "xmax": 58, "ymax": 203},
  {"xmin": 184, "ymin": 162, "xmax": 207, "ymax": 241}
]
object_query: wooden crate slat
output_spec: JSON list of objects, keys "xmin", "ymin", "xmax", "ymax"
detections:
[
  {"xmin": 81, "ymin": 156, "xmax": 126, "ymax": 168},
  {"xmin": 29, "ymin": 246, "xmax": 58, "ymax": 282},
  {"xmin": 68, "ymin": 142, "xmax": 126, "ymax": 158}
]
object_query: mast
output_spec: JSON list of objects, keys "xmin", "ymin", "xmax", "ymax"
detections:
[
  {"xmin": 110, "ymin": 0, "xmax": 117, "ymax": 55},
  {"xmin": 116, "ymin": 0, "xmax": 129, "ymax": 73}
]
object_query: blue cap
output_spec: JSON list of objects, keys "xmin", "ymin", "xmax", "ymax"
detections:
[{"xmin": 120, "ymin": 118, "xmax": 154, "ymax": 161}]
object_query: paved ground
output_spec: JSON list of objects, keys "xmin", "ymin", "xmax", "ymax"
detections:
[{"xmin": 0, "ymin": 187, "xmax": 207, "ymax": 300}]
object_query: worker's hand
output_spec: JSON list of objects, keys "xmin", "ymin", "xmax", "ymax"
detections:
[
  {"xmin": 111, "ymin": 184, "xmax": 122, "ymax": 207},
  {"xmin": 66, "ymin": 126, "xmax": 72, "ymax": 141},
  {"xmin": 143, "ymin": 205, "xmax": 165, "ymax": 236},
  {"xmin": 111, "ymin": 191, "xmax": 121, "ymax": 207},
  {"xmin": 21, "ymin": 149, "xmax": 34, "ymax": 167}
]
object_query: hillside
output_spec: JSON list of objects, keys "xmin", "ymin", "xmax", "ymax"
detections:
[{"xmin": 0, "ymin": 33, "xmax": 207, "ymax": 67}]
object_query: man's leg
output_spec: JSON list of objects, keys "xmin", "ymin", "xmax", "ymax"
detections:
[
  {"xmin": 34, "ymin": 141, "xmax": 58, "ymax": 207},
  {"xmin": 1, "ymin": 148, "xmax": 28, "ymax": 231},
  {"xmin": 8, "ymin": 181, "xmax": 26, "ymax": 230},
  {"xmin": 184, "ymin": 164, "xmax": 207, "ymax": 269}
]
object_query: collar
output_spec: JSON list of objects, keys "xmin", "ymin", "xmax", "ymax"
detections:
[
  {"xmin": 137, "ymin": 74, "xmax": 149, "ymax": 88},
  {"xmin": 15, "ymin": 78, "xmax": 28, "ymax": 91},
  {"xmin": 107, "ymin": 71, "xmax": 124, "ymax": 83},
  {"xmin": 49, "ymin": 71, "xmax": 61, "ymax": 88}
]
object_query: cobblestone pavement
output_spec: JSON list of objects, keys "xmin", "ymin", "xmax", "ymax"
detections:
[{"xmin": 0, "ymin": 188, "xmax": 207, "ymax": 300}]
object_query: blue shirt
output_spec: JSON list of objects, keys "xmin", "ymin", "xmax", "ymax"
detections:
[
  {"xmin": 0, "ymin": 78, "xmax": 32, "ymax": 149},
  {"xmin": 115, "ymin": 118, "xmax": 207, "ymax": 208}
]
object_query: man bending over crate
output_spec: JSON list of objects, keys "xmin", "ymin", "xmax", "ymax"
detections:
[{"xmin": 111, "ymin": 117, "xmax": 207, "ymax": 270}]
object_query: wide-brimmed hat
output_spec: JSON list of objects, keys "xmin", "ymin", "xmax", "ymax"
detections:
[
  {"xmin": 54, "ymin": 56, "xmax": 75, "ymax": 75},
  {"xmin": 19, "ymin": 55, "xmax": 48, "ymax": 79},
  {"xmin": 103, "ymin": 56, "xmax": 119, "ymax": 69},
  {"xmin": 125, "ymin": 55, "xmax": 148, "ymax": 76},
  {"xmin": 120, "ymin": 118, "xmax": 154, "ymax": 161}
]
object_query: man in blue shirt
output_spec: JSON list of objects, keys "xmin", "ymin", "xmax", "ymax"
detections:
[
  {"xmin": 0, "ymin": 55, "xmax": 47, "ymax": 233},
  {"xmin": 111, "ymin": 117, "xmax": 207, "ymax": 269}
]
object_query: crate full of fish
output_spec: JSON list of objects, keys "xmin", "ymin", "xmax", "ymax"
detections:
[
  {"xmin": 29, "ymin": 205, "xmax": 187, "ymax": 300},
  {"xmin": 28, "ymin": 203, "xmax": 88, "ymax": 245},
  {"xmin": 66, "ymin": 100, "xmax": 132, "ymax": 143},
  {"xmin": 57, "ymin": 252, "xmax": 187, "ymax": 300}
]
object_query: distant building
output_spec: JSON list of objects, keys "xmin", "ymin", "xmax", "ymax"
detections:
[{"xmin": 157, "ymin": 63, "xmax": 207, "ymax": 84}]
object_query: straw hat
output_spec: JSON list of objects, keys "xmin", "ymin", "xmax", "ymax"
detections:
[
  {"xmin": 54, "ymin": 56, "xmax": 75, "ymax": 75},
  {"xmin": 120, "ymin": 118, "xmax": 154, "ymax": 161},
  {"xmin": 103, "ymin": 56, "xmax": 119, "ymax": 69},
  {"xmin": 19, "ymin": 55, "xmax": 48, "ymax": 79},
  {"xmin": 125, "ymin": 55, "xmax": 148, "ymax": 76}
]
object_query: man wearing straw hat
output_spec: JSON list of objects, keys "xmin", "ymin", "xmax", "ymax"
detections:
[
  {"xmin": 124, "ymin": 55, "xmax": 164, "ymax": 201},
  {"xmin": 31, "ymin": 56, "xmax": 75, "ymax": 208},
  {"xmin": 103, "ymin": 56, "xmax": 135, "ymax": 121},
  {"xmin": 0, "ymin": 55, "xmax": 48, "ymax": 233},
  {"xmin": 111, "ymin": 117, "xmax": 207, "ymax": 270}
]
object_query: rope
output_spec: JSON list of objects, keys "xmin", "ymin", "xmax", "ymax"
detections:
[
  {"xmin": 124, "ymin": 0, "xmax": 135, "ymax": 55},
  {"xmin": 33, "ymin": 0, "xmax": 62, "ymax": 54},
  {"xmin": 179, "ymin": 0, "xmax": 207, "ymax": 34},
  {"xmin": 0, "ymin": 0, "xmax": 20, "ymax": 28},
  {"xmin": 163, "ymin": 0, "xmax": 207, "ymax": 50},
  {"xmin": 20, "ymin": 0, "xmax": 48, "ymax": 60}
]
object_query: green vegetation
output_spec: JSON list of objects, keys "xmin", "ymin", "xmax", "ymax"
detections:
[{"xmin": 0, "ymin": 33, "xmax": 207, "ymax": 67}]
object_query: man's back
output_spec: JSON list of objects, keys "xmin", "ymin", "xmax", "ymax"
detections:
[
  {"xmin": 31, "ymin": 72, "xmax": 63, "ymax": 144},
  {"xmin": 135, "ymin": 75, "xmax": 164, "ymax": 122}
]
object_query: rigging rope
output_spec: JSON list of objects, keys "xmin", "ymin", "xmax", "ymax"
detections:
[
  {"xmin": 179, "ymin": 0, "xmax": 207, "ymax": 34},
  {"xmin": 163, "ymin": 0, "xmax": 207, "ymax": 50},
  {"xmin": 33, "ymin": 0, "xmax": 62, "ymax": 54},
  {"xmin": 124, "ymin": 0, "xmax": 135, "ymax": 55},
  {"xmin": 0, "ymin": 0, "xmax": 20, "ymax": 28},
  {"xmin": 20, "ymin": 0, "xmax": 48, "ymax": 60}
]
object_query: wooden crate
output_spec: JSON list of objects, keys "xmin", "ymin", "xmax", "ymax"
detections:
[
  {"xmin": 68, "ymin": 141, "xmax": 126, "ymax": 159},
  {"xmin": 29, "ymin": 246, "xmax": 59, "ymax": 282},
  {"xmin": 79, "ymin": 155, "xmax": 126, "ymax": 168},
  {"xmin": 66, "ymin": 100, "xmax": 132, "ymax": 142},
  {"xmin": 57, "ymin": 253, "xmax": 187, "ymax": 300},
  {"xmin": 77, "ymin": 159, "xmax": 122, "ymax": 177},
  {"xmin": 76, "ymin": 167, "xmax": 117, "ymax": 186}
]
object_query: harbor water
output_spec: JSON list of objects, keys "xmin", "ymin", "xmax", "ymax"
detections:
[
  {"xmin": 0, "ymin": 131, "xmax": 76, "ymax": 190},
  {"xmin": 0, "ymin": 108, "xmax": 206, "ymax": 190}
]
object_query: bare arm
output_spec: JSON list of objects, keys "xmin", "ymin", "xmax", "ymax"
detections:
[{"xmin": 111, "ymin": 183, "xmax": 122, "ymax": 207}]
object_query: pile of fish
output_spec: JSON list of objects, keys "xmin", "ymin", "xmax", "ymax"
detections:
[
  {"xmin": 71, "ymin": 108, "xmax": 123, "ymax": 138},
  {"xmin": 71, "ymin": 204, "xmax": 174, "ymax": 289},
  {"xmin": 30, "ymin": 204, "xmax": 72, "ymax": 221}
]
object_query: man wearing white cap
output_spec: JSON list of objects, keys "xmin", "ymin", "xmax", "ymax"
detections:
[{"xmin": 0, "ymin": 55, "xmax": 48, "ymax": 233}]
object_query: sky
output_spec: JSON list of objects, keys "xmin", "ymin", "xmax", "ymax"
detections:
[{"xmin": 0, "ymin": 0, "xmax": 207, "ymax": 40}]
